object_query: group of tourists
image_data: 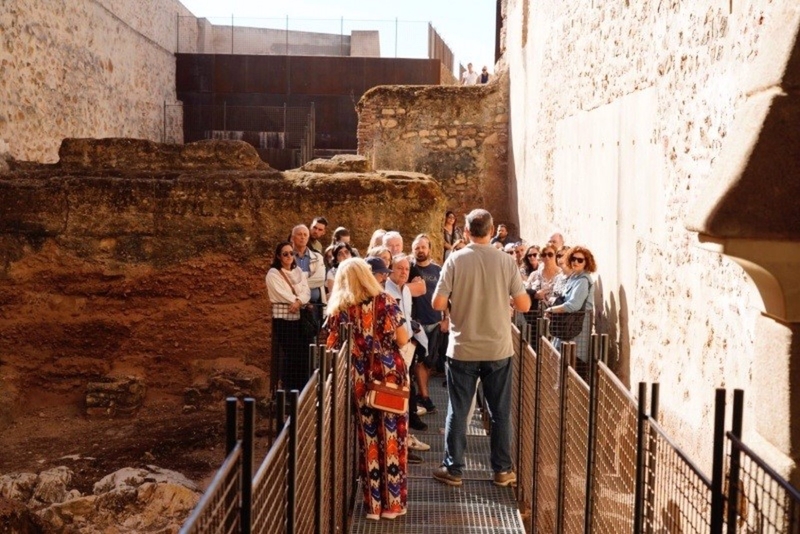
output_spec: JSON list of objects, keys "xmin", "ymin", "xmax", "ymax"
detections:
[{"xmin": 265, "ymin": 209, "xmax": 599, "ymax": 521}]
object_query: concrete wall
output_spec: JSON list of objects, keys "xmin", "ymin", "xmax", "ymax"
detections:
[
  {"xmin": 504, "ymin": 0, "xmax": 798, "ymax": 475},
  {"xmin": 0, "ymin": 0, "xmax": 192, "ymax": 163}
]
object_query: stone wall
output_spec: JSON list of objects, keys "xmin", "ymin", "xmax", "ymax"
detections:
[
  {"xmin": 504, "ymin": 0, "xmax": 798, "ymax": 475},
  {"xmin": 0, "ymin": 0, "xmax": 193, "ymax": 164},
  {"xmin": 356, "ymin": 78, "xmax": 511, "ymax": 233}
]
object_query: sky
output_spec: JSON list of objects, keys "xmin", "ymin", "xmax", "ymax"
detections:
[{"xmin": 177, "ymin": 0, "xmax": 497, "ymax": 76}]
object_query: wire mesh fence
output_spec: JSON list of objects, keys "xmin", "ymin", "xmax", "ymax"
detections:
[
  {"xmin": 180, "ymin": 443, "xmax": 242, "ymax": 534},
  {"xmin": 563, "ymin": 366, "xmax": 591, "ymax": 534},
  {"xmin": 251, "ymin": 426, "xmax": 289, "ymax": 534},
  {"xmin": 292, "ymin": 378, "xmax": 319, "ymax": 533},
  {"xmin": 642, "ymin": 419, "xmax": 713, "ymax": 534},
  {"xmin": 511, "ymin": 320, "xmax": 537, "ymax": 522}
]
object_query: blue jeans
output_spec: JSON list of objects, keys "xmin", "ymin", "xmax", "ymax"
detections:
[{"xmin": 442, "ymin": 356, "xmax": 513, "ymax": 476}]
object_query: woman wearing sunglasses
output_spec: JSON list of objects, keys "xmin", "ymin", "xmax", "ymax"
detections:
[
  {"xmin": 545, "ymin": 246, "xmax": 597, "ymax": 369},
  {"xmin": 520, "ymin": 245, "xmax": 541, "ymax": 278},
  {"xmin": 525, "ymin": 244, "xmax": 561, "ymax": 302},
  {"xmin": 266, "ymin": 241, "xmax": 313, "ymax": 392}
]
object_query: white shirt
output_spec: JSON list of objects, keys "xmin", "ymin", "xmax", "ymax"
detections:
[
  {"xmin": 266, "ymin": 267, "xmax": 310, "ymax": 320},
  {"xmin": 462, "ymin": 70, "xmax": 479, "ymax": 85}
]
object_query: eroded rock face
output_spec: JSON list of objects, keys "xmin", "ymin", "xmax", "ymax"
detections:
[
  {"xmin": 300, "ymin": 154, "xmax": 371, "ymax": 174},
  {"xmin": 58, "ymin": 138, "xmax": 271, "ymax": 172},
  {"xmin": 0, "ymin": 138, "xmax": 445, "ymax": 428},
  {"xmin": 85, "ymin": 376, "xmax": 146, "ymax": 417}
]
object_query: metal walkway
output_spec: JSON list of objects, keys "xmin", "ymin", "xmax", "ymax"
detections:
[{"xmin": 349, "ymin": 380, "xmax": 526, "ymax": 533}]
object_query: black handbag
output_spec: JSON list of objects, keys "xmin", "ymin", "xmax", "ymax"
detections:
[
  {"xmin": 548, "ymin": 294, "xmax": 587, "ymax": 341},
  {"xmin": 299, "ymin": 305, "xmax": 320, "ymax": 339}
]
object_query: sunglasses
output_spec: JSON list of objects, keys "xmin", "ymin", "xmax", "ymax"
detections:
[
  {"xmin": 539, "ymin": 252, "xmax": 555, "ymax": 258},
  {"xmin": 556, "ymin": 253, "xmax": 564, "ymax": 259},
  {"xmin": 526, "ymin": 253, "xmax": 538, "ymax": 258},
  {"xmin": 280, "ymin": 251, "xmax": 294, "ymax": 257},
  {"xmin": 506, "ymin": 251, "xmax": 514, "ymax": 255},
  {"xmin": 570, "ymin": 257, "xmax": 586, "ymax": 264}
]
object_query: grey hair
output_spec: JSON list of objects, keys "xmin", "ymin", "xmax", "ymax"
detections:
[{"xmin": 465, "ymin": 209, "xmax": 493, "ymax": 238}]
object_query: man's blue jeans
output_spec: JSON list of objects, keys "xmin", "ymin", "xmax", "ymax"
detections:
[{"xmin": 442, "ymin": 356, "xmax": 513, "ymax": 476}]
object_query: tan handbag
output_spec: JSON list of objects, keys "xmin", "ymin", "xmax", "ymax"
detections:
[{"xmin": 363, "ymin": 298, "xmax": 410, "ymax": 415}]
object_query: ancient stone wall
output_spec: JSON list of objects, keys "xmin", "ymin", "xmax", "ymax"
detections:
[
  {"xmin": 0, "ymin": 140, "xmax": 445, "ymax": 425},
  {"xmin": 504, "ymin": 0, "xmax": 796, "ymax": 474},
  {"xmin": 356, "ymin": 79, "xmax": 511, "ymax": 233},
  {"xmin": 0, "ymin": 0, "xmax": 194, "ymax": 164}
]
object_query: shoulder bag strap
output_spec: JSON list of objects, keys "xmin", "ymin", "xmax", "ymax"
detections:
[{"xmin": 278, "ymin": 268, "xmax": 299, "ymax": 298}]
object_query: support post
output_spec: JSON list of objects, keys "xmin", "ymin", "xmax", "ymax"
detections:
[
  {"xmin": 225, "ymin": 397, "xmax": 237, "ymax": 455},
  {"xmin": 240, "ymin": 398, "xmax": 254, "ymax": 534},
  {"xmin": 315, "ymin": 347, "xmax": 328, "ymax": 533},
  {"xmin": 645, "ymin": 383, "xmax": 660, "ymax": 534},
  {"xmin": 711, "ymin": 388, "xmax": 727, "ymax": 534},
  {"xmin": 287, "ymin": 390, "xmax": 300, "ymax": 534},
  {"xmin": 633, "ymin": 382, "xmax": 649, "ymax": 534},
  {"xmin": 554, "ymin": 342, "xmax": 573, "ymax": 534},
  {"xmin": 584, "ymin": 334, "xmax": 601, "ymax": 533},
  {"xmin": 726, "ymin": 390, "xmax": 744, "ymax": 534}
]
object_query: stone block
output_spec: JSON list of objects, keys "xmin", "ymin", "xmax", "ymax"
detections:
[{"xmin": 85, "ymin": 376, "xmax": 146, "ymax": 417}]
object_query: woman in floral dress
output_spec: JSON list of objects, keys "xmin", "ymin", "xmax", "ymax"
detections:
[{"xmin": 325, "ymin": 258, "xmax": 411, "ymax": 521}]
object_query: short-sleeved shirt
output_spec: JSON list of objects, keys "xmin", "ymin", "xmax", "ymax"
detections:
[
  {"xmin": 433, "ymin": 243, "xmax": 526, "ymax": 361},
  {"xmin": 410, "ymin": 261, "xmax": 442, "ymax": 325}
]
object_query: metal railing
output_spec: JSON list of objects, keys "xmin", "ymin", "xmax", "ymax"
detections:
[
  {"xmin": 183, "ymin": 313, "xmax": 800, "ymax": 533},
  {"xmin": 180, "ymin": 324, "xmax": 355, "ymax": 534},
  {"xmin": 510, "ymin": 314, "xmax": 800, "ymax": 534}
]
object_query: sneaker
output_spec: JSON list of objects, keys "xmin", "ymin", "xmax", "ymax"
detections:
[
  {"xmin": 365, "ymin": 513, "xmax": 380, "ymax": 521},
  {"xmin": 493, "ymin": 470, "xmax": 517, "ymax": 487},
  {"xmin": 409, "ymin": 413, "xmax": 428, "ymax": 431},
  {"xmin": 417, "ymin": 396, "xmax": 437, "ymax": 414},
  {"xmin": 416, "ymin": 405, "xmax": 428, "ymax": 416},
  {"xmin": 408, "ymin": 452, "xmax": 424, "ymax": 464},
  {"xmin": 432, "ymin": 465, "xmax": 462, "ymax": 487},
  {"xmin": 407, "ymin": 434, "xmax": 431, "ymax": 451},
  {"xmin": 380, "ymin": 509, "xmax": 407, "ymax": 520}
]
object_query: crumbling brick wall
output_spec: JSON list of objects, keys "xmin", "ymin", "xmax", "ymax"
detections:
[{"xmin": 356, "ymin": 76, "xmax": 512, "ymax": 233}]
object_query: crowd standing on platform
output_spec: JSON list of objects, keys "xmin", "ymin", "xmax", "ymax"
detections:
[{"xmin": 264, "ymin": 209, "xmax": 601, "ymax": 521}]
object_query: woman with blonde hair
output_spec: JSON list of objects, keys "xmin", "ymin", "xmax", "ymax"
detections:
[{"xmin": 325, "ymin": 258, "xmax": 410, "ymax": 521}]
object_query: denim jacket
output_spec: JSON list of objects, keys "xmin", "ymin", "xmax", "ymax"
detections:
[{"xmin": 560, "ymin": 272, "xmax": 594, "ymax": 313}]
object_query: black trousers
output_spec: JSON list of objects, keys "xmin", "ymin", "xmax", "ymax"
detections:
[{"xmin": 272, "ymin": 318, "xmax": 313, "ymax": 392}]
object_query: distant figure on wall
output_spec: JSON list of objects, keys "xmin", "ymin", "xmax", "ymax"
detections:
[
  {"xmin": 479, "ymin": 66, "xmax": 490, "ymax": 84},
  {"xmin": 461, "ymin": 63, "xmax": 479, "ymax": 86}
]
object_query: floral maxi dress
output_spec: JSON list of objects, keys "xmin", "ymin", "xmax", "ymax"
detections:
[{"xmin": 326, "ymin": 292, "xmax": 409, "ymax": 518}]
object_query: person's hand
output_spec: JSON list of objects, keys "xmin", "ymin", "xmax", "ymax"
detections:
[
  {"xmin": 289, "ymin": 299, "xmax": 301, "ymax": 313},
  {"xmin": 535, "ymin": 289, "xmax": 546, "ymax": 300},
  {"xmin": 439, "ymin": 317, "xmax": 450, "ymax": 333}
]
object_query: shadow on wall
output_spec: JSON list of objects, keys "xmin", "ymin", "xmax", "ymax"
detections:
[{"xmin": 596, "ymin": 275, "xmax": 631, "ymax": 389}]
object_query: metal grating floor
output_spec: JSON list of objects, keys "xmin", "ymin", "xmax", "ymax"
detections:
[{"xmin": 349, "ymin": 379, "xmax": 526, "ymax": 533}]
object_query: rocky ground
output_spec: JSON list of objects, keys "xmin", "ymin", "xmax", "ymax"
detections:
[{"xmin": 0, "ymin": 390, "xmax": 275, "ymax": 533}]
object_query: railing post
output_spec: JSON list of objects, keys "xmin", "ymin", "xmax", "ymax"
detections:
[
  {"xmin": 555, "ymin": 341, "xmax": 573, "ymax": 534},
  {"xmin": 288, "ymin": 389, "xmax": 300, "ymax": 534},
  {"xmin": 316, "ymin": 346, "xmax": 328, "ymax": 533},
  {"xmin": 711, "ymin": 388, "xmax": 727, "ymax": 534},
  {"xmin": 515, "ymin": 319, "xmax": 527, "ymax": 488},
  {"xmin": 645, "ymin": 383, "xmax": 660, "ymax": 534},
  {"xmin": 329, "ymin": 347, "xmax": 341, "ymax": 531},
  {"xmin": 531, "ymin": 316, "xmax": 546, "ymax": 524},
  {"xmin": 241, "ymin": 398, "xmax": 254, "ymax": 534},
  {"xmin": 225, "ymin": 397, "xmax": 238, "ymax": 455},
  {"xmin": 633, "ymin": 382, "xmax": 648, "ymax": 534},
  {"xmin": 584, "ymin": 334, "xmax": 601, "ymax": 534},
  {"xmin": 726, "ymin": 390, "xmax": 744, "ymax": 534}
]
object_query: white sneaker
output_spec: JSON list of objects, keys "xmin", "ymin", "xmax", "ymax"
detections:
[
  {"xmin": 407, "ymin": 434, "xmax": 431, "ymax": 451},
  {"xmin": 416, "ymin": 406, "xmax": 427, "ymax": 416}
]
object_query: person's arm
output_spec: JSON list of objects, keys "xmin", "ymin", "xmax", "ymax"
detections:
[
  {"xmin": 295, "ymin": 269, "xmax": 311, "ymax": 304},
  {"xmin": 306, "ymin": 252, "xmax": 325, "ymax": 290},
  {"xmin": 395, "ymin": 319, "xmax": 410, "ymax": 346},
  {"xmin": 408, "ymin": 276, "xmax": 426, "ymax": 297},
  {"xmin": 509, "ymin": 260, "xmax": 531, "ymax": 312},
  {"xmin": 511, "ymin": 291, "xmax": 531, "ymax": 313},
  {"xmin": 549, "ymin": 277, "xmax": 589, "ymax": 313},
  {"xmin": 266, "ymin": 269, "xmax": 297, "ymax": 304}
]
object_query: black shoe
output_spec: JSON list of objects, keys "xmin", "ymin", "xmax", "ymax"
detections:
[
  {"xmin": 408, "ymin": 452, "xmax": 424, "ymax": 464},
  {"xmin": 410, "ymin": 413, "xmax": 428, "ymax": 431},
  {"xmin": 417, "ymin": 395, "xmax": 437, "ymax": 414}
]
